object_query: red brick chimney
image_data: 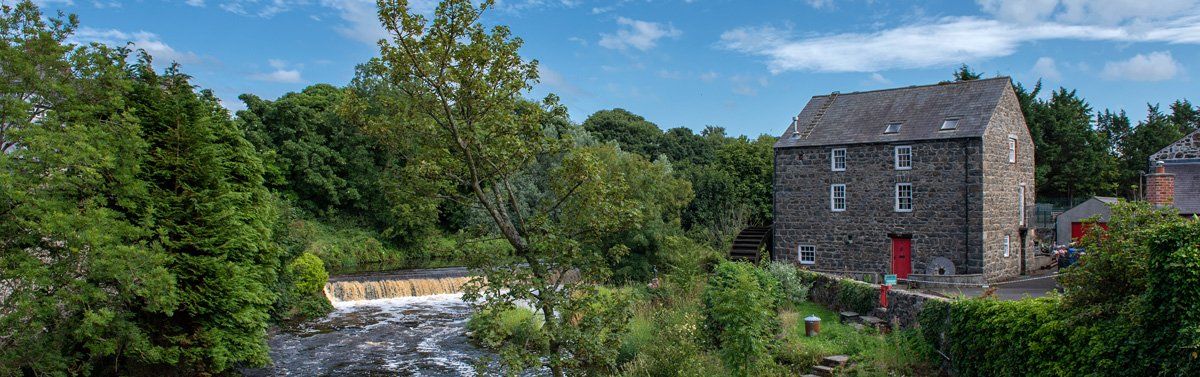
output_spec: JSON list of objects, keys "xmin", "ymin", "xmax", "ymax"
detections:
[{"xmin": 1146, "ymin": 161, "xmax": 1175, "ymax": 207}]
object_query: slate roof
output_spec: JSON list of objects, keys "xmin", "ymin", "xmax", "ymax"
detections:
[
  {"xmin": 1165, "ymin": 161, "xmax": 1200, "ymax": 215},
  {"xmin": 1095, "ymin": 196, "xmax": 1120, "ymax": 204},
  {"xmin": 775, "ymin": 77, "xmax": 1014, "ymax": 149}
]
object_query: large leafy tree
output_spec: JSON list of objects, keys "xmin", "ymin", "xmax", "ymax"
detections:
[
  {"xmin": 2, "ymin": 2, "xmax": 281, "ymax": 373},
  {"xmin": 581, "ymin": 108, "xmax": 663, "ymax": 158},
  {"xmin": 0, "ymin": 0, "xmax": 78, "ymax": 152},
  {"xmin": 125, "ymin": 62, "xmax": 281, "ymax": 374},
  {"xmin": 1024, "ymin": 88, "xmax": 1116, "ymax": 201},
  {"xmin": 373, "ymin": 0, "xmax": 687, "ymax": 374}
]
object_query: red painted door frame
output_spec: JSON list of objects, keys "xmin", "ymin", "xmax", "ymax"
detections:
[{"xmin": 891, "ymin": 237, "xmax": 912, "ymax": 278}]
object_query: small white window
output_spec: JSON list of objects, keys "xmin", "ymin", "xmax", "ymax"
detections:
[
  {"xmin": 798, "ymin": 245, "xmax": 816, "ymax": 264},
  {"xmin": 895, "ymin": 183, "xmax": 913, "ymax": 212},
  {"xmin": 895, "ymin": 146, "xmax": 912, "ymax": 170},
  {"xmin": 1008, "ymin": 136, "xmax": 1017, "ymax": 163},
  {"xmin": 1003, "ymin": 235, "xmax": 1011, "ymax": 257},
  {"xmin": 884, "ymin": 122, "xmax": 902, "ymax": 134},
  {"xmin": 1018, "ymin": 184, "xmax": 1026, "ymax": 226},
  {"xmin": 830, "ymin": 184, "xmax": 846, "ymax": 212},
  {"xmin": 831, "ymin": 148, "xmax": 846, "ymax": 171},
  {"xmin": 941, "ymin": 119, "xmax": 959, "ymax": 130}
]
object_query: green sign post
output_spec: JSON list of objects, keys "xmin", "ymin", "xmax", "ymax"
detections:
[{"xmin": 884, "ymin": 274, "xmax": 897, "ymax": 286}]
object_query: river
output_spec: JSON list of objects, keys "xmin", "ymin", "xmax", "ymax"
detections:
[{"xmin": 245, "ymin": 292, "xmax": 488, "ymax": 376}]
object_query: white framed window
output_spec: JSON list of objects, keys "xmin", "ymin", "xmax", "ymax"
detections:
[
  {"xmin": 895, "ymin": 146, "xmax": 912, "ymax": 170},
  {"xmin": 941, "ymin": 119, "xmax": 959, "ymax": 130},
  {"xmin": 884, "ymin": 122, "xmax": 902, "ymax": 134},
  {"xmin": 798, "ymin": 245, "xmax": 816, "ymax": 264},
  {"xmin": 1003, "ymin": 235, "xmax": 1011, "ymax": 257},
  {"xmin": 1008, "ymin": 136, "xmax": 1017, "ymax": 163},
  {"xmin": 895, "ymin": 183, "xmax": 913, "ymax": 212},
  {"xmin": 831, "ymin": 148, "xmax": 846, "ymax": 171},
  {"xmin": 830, "ymin": 184, "xmax": 846, "ymax": 212},
  {"xmin": 1018, "ymin": 184, "xmax": 1026, "ymax": 226}
]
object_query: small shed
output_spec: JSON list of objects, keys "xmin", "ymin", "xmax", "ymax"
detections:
[{"xmin": 1054, "ymin": 197, "xmax": 1118, "ymax": 245}]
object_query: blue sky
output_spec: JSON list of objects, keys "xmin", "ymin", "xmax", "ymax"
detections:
[{"xmin": 31, "ymin": 0, "xmax": 1200, "ymax": 137}]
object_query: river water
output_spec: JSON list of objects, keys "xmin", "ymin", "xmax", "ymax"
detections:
[{"xmin": 245, "ymin": 293, "xmax": 488, "ymax": 377}]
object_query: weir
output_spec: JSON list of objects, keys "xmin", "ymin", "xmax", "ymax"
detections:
[{"xmin": 323, "ymin": 267, "xmax": 475, "ymax": 302}]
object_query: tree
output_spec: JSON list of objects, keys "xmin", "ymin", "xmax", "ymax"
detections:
[
  {"xmin": 1026, "ymin": 88, "xmax": 1115, "ymax": 201},
  {"xmin": 952, "ymin": 64, "xmax": 983, "ymax": 82},
  {"xmin": 374, "ymin": 1, "xmax": 684, "ymax": 374},
  {"xmin": 124, "ymin": 61, "xmax": 281, "ymax": 374},
  {"xmin": 1168, "ymin": 99, "xmax": 1199, "ymax": 135},
  {"xmin": 0, "ymin": 0, "xmax": 78, "ymax": 152},
  {"xmin": 581, "ymin": 108, "xmax": 664, "ymax": 158}
]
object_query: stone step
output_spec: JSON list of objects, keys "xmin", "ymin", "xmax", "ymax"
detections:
[
  {"xmin": 821, "ymin": 355, "xmax": 850, "ymax": 368},
  {"xmin": 859, "ymin": 315, "xmax": 884, "ymax": 325},
  {"xmin": 812, "ymin": 365, "xmax": 835, "ymax": 377},
  {"xmin": 838, "ymin": 311, "xmax": 859, "ymax": 323}
]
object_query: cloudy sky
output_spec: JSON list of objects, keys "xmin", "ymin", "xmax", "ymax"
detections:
[{"xmin": 33, "ymin": 0, "xmax": 1200, "ymax": 137}]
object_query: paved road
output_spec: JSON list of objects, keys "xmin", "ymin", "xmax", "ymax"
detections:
[{"xmin": 919, "ymin": 269, "xmax": 1060, "ymax": 300}]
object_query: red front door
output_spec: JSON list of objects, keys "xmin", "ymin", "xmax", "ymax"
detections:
[{"xmin": 891, "ymin": 237, "xmax": 912, "ymax": 278}]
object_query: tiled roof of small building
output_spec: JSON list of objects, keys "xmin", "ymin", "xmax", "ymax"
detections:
[
  {"xmin": 1165, "ymin": 161, "xmax": 1200, "ymax": 215},
  {"xmin": 774, "ymin": 77, "xmax": 1013, "ymax": 149}
]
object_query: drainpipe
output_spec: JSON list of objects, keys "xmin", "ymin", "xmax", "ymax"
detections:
[
  {"xmin": 772, "ymin": 147, "xmax": 778, "ymax": 262},
  {"xmin": 963, "ymin": 139, "xmax": 971, "ymax": 274}
]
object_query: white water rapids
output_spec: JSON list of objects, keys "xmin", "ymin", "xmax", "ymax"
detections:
[{"xmin": 245, "ymin": 293, "xmax": 488, "ymax": 376}]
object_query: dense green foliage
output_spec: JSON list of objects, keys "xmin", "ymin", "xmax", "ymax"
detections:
[
  {"xmin": 582, "ymin": 112, "xmax": 774, "ymax": 247},
  {"xmin": 0, "ymin": 2, "xmax": 323, "ymax": 373},
  {"xmin": 702, "ymin": 261, "xmax": 781, "ymax": 375},
  {"xmin": 920, "ymin": 202, "xmax": 1200, "ymax": 376}
]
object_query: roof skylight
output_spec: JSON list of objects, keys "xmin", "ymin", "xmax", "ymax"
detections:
[
  {"xmin": 884, "ymin": 123, "xmax": 902, "ymax": 134},
  {"xmin": 941, "ymin": 119, "xmax": 959, "ymax": 130}
]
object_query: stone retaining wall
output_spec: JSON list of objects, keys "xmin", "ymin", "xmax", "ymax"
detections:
[{"xmin": 801, "ymin": 269, "xmax": 948, "ymax": 329}]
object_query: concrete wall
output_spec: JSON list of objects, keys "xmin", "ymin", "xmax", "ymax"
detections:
[
  {"xmin": 1054, "ymin": 198, "xmax": 1114, "ymax": 245},
  {"xmin": 773, "ymin": 138, "xmax": 985, "ymax": 276},
  {"xmin": 980, "ymin": 87, "xmax": 1037, "ymax": 281}
]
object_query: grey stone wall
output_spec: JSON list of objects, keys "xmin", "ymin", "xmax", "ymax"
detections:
[
  {"xmin": 773, "ymin": 138, "xmax": 985, "ymax": 276},
  {"xmin": 980, "ymin": 87, "xmax": 1037, "ymax": 281},
  {"xmin": 800, "ymin": 269, "xmax": 948, "ymax": 329},
  {"xmin": 1149, "ymin": 130, "xmax": 1200, "ymax": 162}
]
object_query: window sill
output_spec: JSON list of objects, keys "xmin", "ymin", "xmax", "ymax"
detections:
[{"xmin": 799, "ymin": 260, "xmax": 815, "ymax": 265}]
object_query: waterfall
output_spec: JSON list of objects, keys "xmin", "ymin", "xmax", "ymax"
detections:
[{"xmin": 324, "ymin": 276, "xmax": 474, "ymax": 302}]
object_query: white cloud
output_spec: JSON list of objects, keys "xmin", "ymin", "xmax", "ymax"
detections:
[
  {"xmin": 806, "ymin": 0, "xmax": 834, "ymax": 9},
  {"xmin": 599, "ymin": 17, "xmax": 681, "ymax": 51},
  {"xmin": 252, "ymin": 59, "xmax": 304, "ymax": 83},
  {"xmin": 186, "ymin": 0, "xmax": 204, "ymax": 6},
  {"xmin": 537, "ymin": 65, "xmax": 588, "ymax": 97},
  {"xmin": 718, "ymin": 14, "xmax": 1200, "ymax": 73},
  {"xmin": 73, "ymin": 27, "xmax": 203, "ymax": 66},
  {"xmin": 976, "ymin": 0, "xmax": 1059, "ymax": 23},
  {"xmin": 1101, "ymin": 51, "xmax": 1182, "ymax": 81},
  {"xmin": 1031, "ymin": 57, "xmax": 1062, "ymax": 81},
  {"xmin": 867, "ymin": 72, "xmax": 891, "ymax": 85},
  {"xmin": 979, "ymin": 0, "xmax": 1199, "ymax": 24},
  {"xmin": 319, "ymin": 0, "xmax": 436, "ymax": 44},
  {"xmin": 699, "ymin": 71, "xmax": 719, "ymax": 82},
  {"xmin": 729, "ymin": 74, "xmax": 768, "ymax": 96}
]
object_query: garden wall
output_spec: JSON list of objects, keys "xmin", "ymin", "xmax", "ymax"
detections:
[{"xmin": 799, "ymin": 269, "xmax": 948, "ymax": 329}]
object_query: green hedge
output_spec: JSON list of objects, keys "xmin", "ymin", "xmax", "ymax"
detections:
[
  {"xmin": 702, "ymin": 261, "xmax": 780, "ymax": 376},
  {"xmin": 918, "ymin": 217, "xmax": 1200, "ymax": 377}
]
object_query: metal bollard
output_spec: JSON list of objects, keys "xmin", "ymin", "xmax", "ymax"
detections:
[{"xmin": 805, "ymin": 314, "xmax": 821, "ymax": 337}]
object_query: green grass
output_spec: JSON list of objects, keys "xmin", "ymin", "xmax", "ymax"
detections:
[{"xmin": 775, "ymin": 302, "xmax": 938, "ymax": 376}]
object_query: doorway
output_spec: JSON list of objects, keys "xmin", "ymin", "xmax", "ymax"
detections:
[{"xmin": 890, "ymin": 236, "xmax": 912, "ymax": 278}]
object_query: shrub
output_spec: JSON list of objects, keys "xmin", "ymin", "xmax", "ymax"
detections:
[
  {"xmin": 765, "ymin": 262, "xmax": 810, "ymax": 307},
  {"xmin": 273, "ymin": 252, "xmax": 333, "ymax": 321},
  {"xmin": 836, "ymin": 279, "xmax": 877, "ymax": 314},
  {"xmin": 620, "ymin": 298, "xmax": 727, "ymax": 377},
  {"xmin": 702, "ymin": 261, "xmax": 780, "ymax": 375}
]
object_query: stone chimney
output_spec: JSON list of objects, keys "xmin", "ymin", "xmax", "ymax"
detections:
[{"xmin": 1146, "ymin": 161, "xmax": 1175, "ymax": 207}]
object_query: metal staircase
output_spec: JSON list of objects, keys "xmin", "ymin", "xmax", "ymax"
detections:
[{"xmin": 794, "ymin": 91, "xmax": 839, "ymax": 139}]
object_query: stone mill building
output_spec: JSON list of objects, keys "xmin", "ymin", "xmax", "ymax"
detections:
[{"xmin": 772, "ymin": 77, "xmax": 1035, "ymax": 282}]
